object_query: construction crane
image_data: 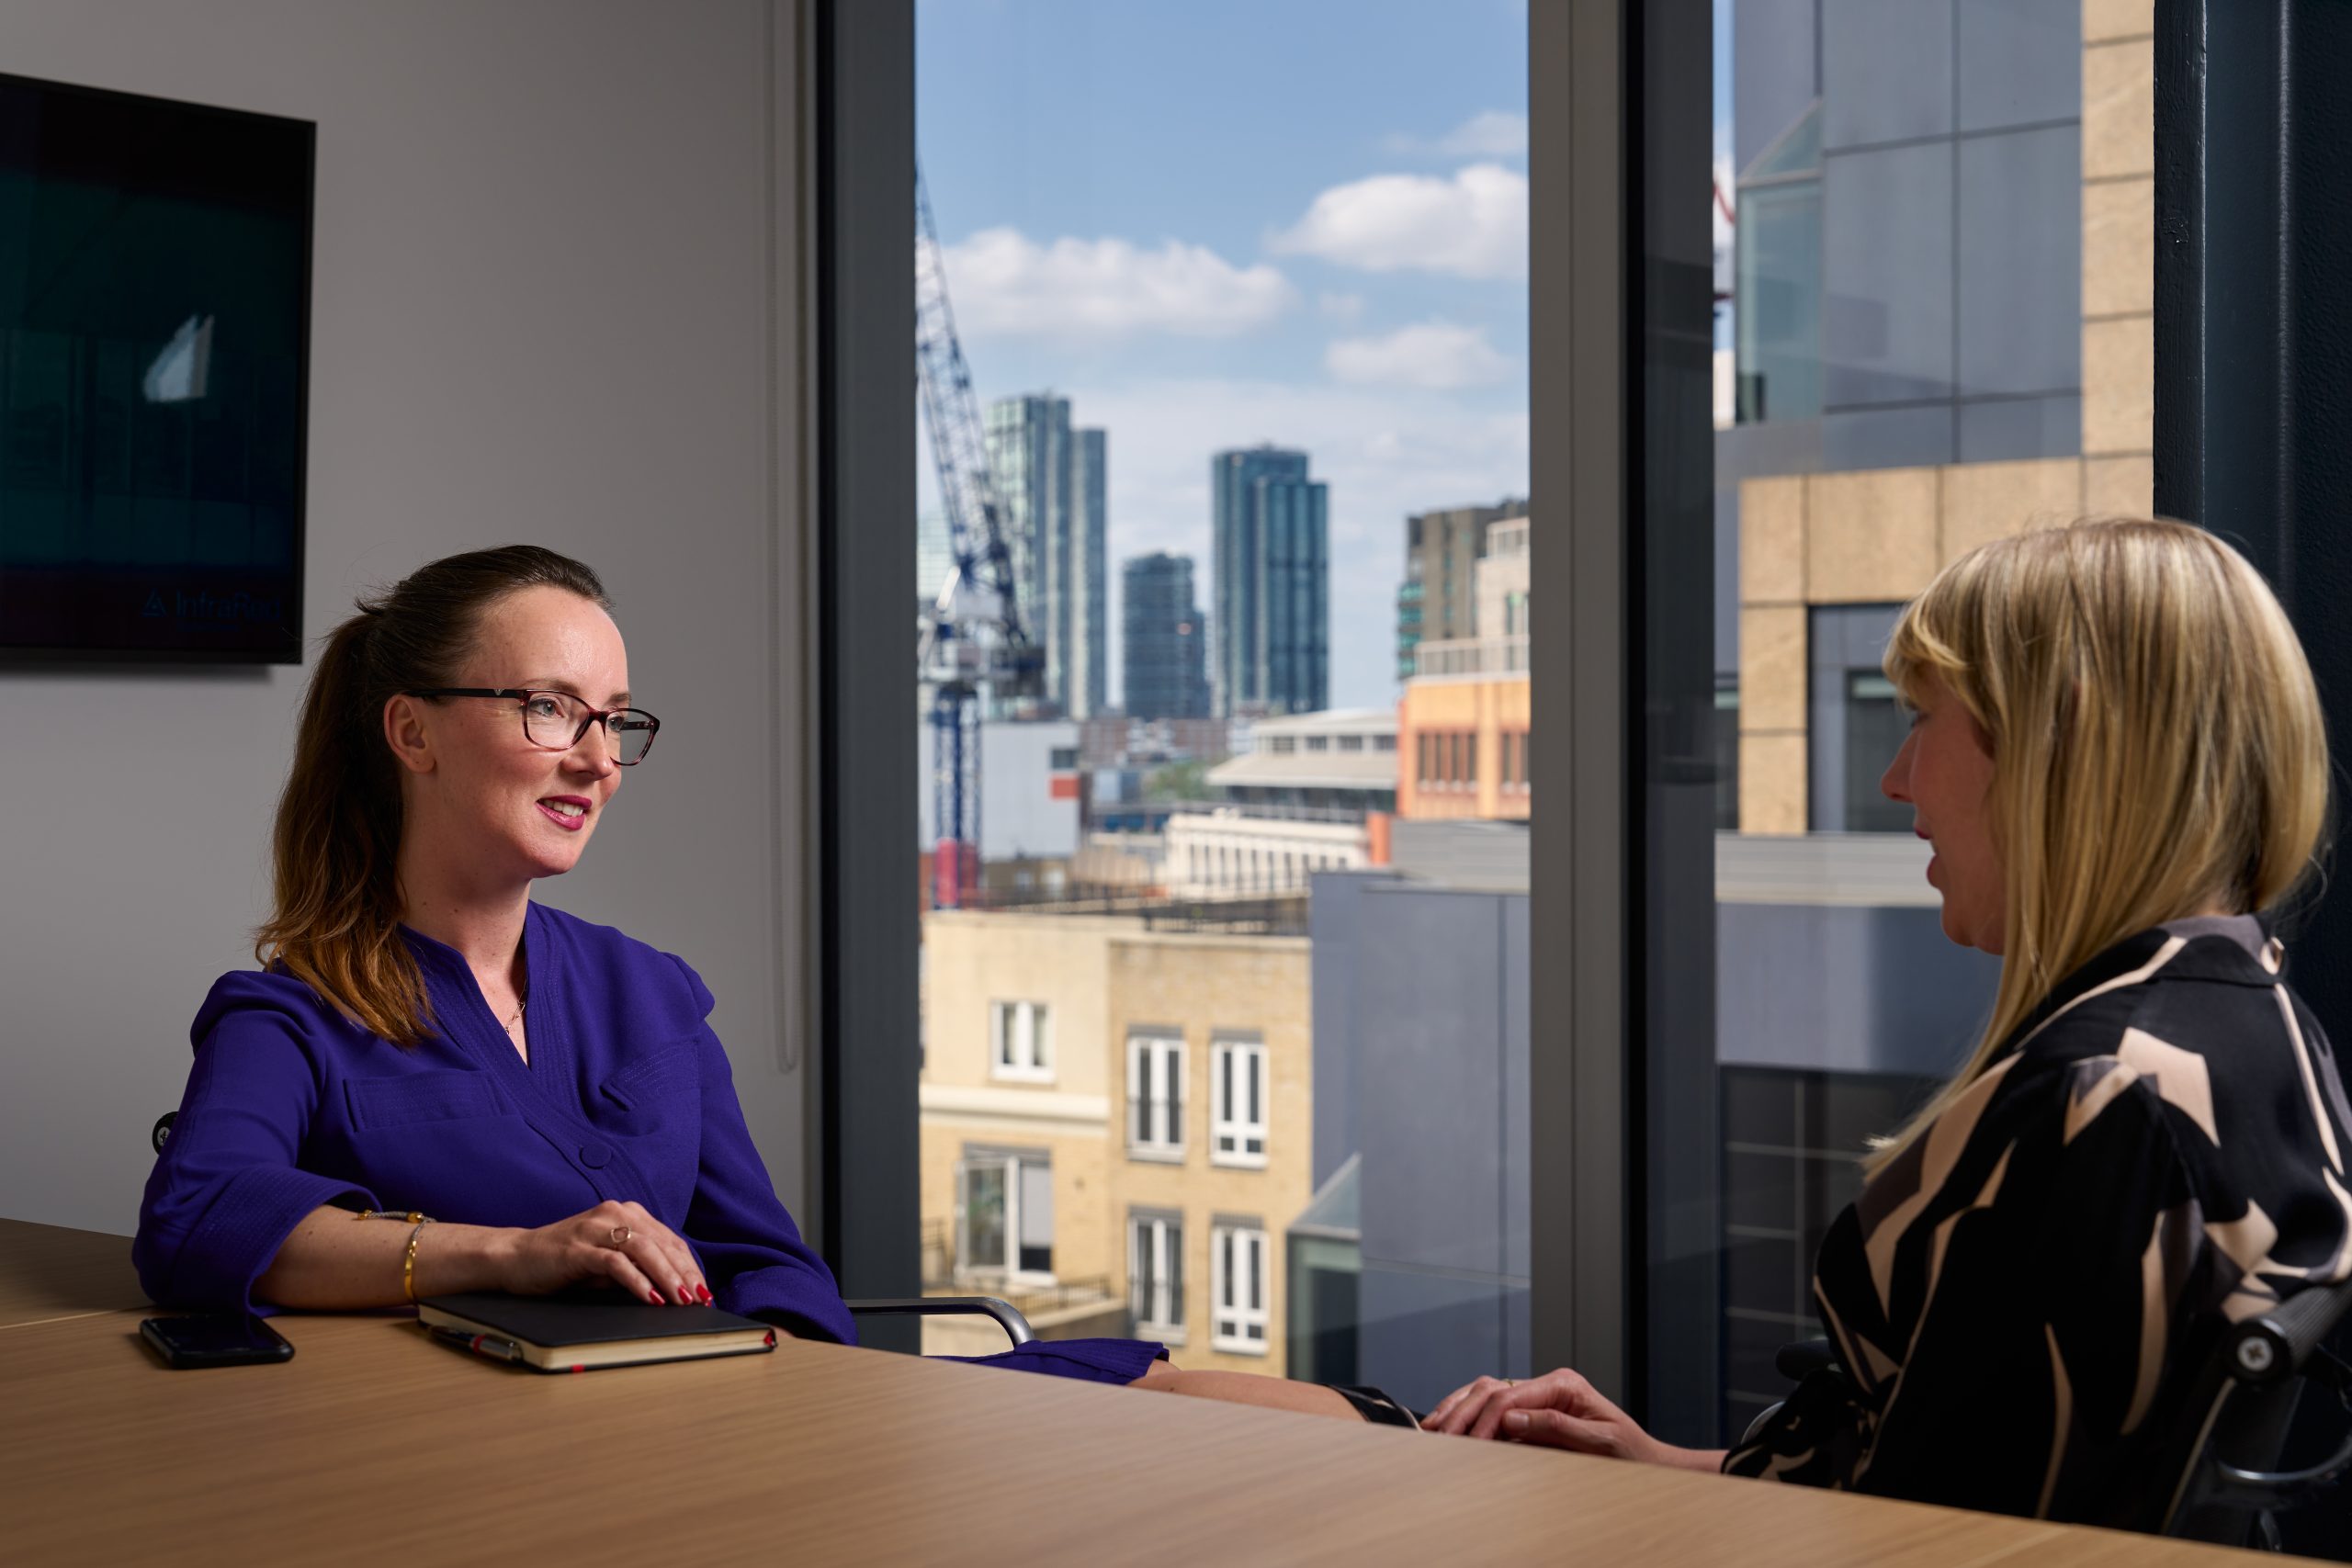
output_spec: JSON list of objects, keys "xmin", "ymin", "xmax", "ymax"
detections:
[{"xmin": 916, "ymin": 163, "xmax": 1043, "ymax": 909}]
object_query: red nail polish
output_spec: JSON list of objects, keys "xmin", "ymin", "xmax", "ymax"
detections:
[
  {"xmin": 697, "ymin": 1285, "xmax": 713, "ymax": 1304},
  {"xmin": 646, "ymin": 1289, "xmax": 663, "ymax": 1305}
]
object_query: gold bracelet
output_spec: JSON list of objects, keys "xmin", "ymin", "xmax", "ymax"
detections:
[
  {"xmin": 352, "ymin": 1209, "xmax": 427, "ymax": 1224},
  {"xmin": 402, "ymin": 1218, "xmax": 434, "ymax": 1303}
]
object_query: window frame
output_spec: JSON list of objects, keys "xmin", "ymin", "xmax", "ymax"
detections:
[
  {"xmin": 1209, "ymin": 1036, "xmax": 1269, "ymax": 1169},
  {"xmin": 1125, "ymin": 1033, "xmax": 1187, "ymax": 1161},
  {"xmin": 956, "ymin": 1147, "xmax": 1056, "ymax": 1287},
  {"xmin": 1128, "ymin": 1210, "xmax": 1186, "ymax": 1342},
  {"xmin": 1208, "ymin": 1219, "xmax": 1270, "ymax": 1355},
  {"xmin": 810, "ymin": 0, "xmax": 1633, "ymax": 1409},
  {"xmin": 989, "ymin": 999, "xmax": 1054, "ymax": 1083}
]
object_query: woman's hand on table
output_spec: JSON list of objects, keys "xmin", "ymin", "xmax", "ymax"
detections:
[
  {"xmin": 491, "ymin": 1200, "xmax": 711, "ymax": 1307},
  {"xmin": 1421, "ymin": 1368, "xmax": 1726, "ymax": 1472}
]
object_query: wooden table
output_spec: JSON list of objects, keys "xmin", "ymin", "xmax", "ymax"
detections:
[{"xmin": 0, "ymin": 1220, "xmax": 2292, "ymax": 1565}]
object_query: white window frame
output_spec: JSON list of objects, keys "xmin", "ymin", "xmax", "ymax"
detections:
[
  {"xmin": 1209, "ymin": 1222, "xmax": 1269, "ymax": 1355},
  {"xmin": 1128, "ymin": 1213, "xmax": 1185, "ymax": 1343},
  {"xmin": 1210, "ymin": 1037, "xmax": 1268, "ymax": 1168},
  {"xmin": 1125, "ymin": 1034, "xmax": 1187, "ymax": 1162},
  {"xmin": 989, "ymin": 999, "xmax": 1053, "ymax": 1083},
  {"xmin": 955, "ymin": 1152, "xmax": 1056, "ymax": 1287}
]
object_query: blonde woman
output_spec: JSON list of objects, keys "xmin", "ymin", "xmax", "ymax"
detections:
[{"xmin": 1424, "ymin": 518, "xmax": 2352, "ymax": 1527}]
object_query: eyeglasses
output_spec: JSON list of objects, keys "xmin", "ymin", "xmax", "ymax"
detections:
[{"xmin": 406, "ymin": 688, "xmax": 662, "ymax": 765}]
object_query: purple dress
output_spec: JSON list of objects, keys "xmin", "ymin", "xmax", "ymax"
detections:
[{"xmin": 134, "ymin": 901, "xmax": 1161, "ymax": 1384}]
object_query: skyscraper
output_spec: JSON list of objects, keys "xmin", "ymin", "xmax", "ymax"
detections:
[
  {"xmin": 1122, "ymin": 552, "xmax": 1209, "ymax": 719},
  {"xmin": 1395, "ymin": 499, "xmax": 1528, "ymax": 682},
  {"xmin": 1211, "ymin": 446, "xmax": 1328, "ymax": 716},
  {"xmin": 985, "ymin": 394, "xmax": 1107, "ymax": 718},
  {"xmin": 1069, "ymin": 428, "xmax": 1108, "ymax": 719}
]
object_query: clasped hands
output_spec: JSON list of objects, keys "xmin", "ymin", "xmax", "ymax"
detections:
[{"xmin": 1421, "ymin": 1367, "xmax": 1726, "ymax": 1472}]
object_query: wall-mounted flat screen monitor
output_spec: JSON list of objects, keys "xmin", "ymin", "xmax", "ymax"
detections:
[{"xmin": 0, "ymin": 73, "xmax": 312, "ymax": 663}]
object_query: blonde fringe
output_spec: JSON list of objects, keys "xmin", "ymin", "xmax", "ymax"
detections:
[{"xmin": 1865, "ymin": 517, "xmax": 2330, "ymax": 1178}]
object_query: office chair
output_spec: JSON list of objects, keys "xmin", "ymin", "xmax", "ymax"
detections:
[
  {"xmin": 149, "ymin": 1111, "xmax": 1035, "ymax": 1350},
  {"xmin": 1750, "ymin": 1280, "xmax": 2352, "ymax": 1549},
  {"xmin": 2150, "ymin": 1274, "xmax": 2352, "ymax": 1547}
]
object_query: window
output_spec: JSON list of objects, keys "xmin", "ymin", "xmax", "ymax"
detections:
[
  {"xmin": 1211, "ymin": 1036, "xmax": 1267, "ymax": 1168},
  {"xmin": 1126, "ymin": 1034, "xmax": 1186, "ymax": 1159},
  {"xmin": 1733, "ymin": 105, "xmax": 1822, "ymax": 424},
  {"xmin": 956, "ymin": 1150, "xmax": 1054, "ymax": 1280},
  {"xmin": 1807, "ymin": 604, "xmax": 1908, "ymax": 833},
  {"xmin": 911, "ymin": 0, "xmax": 1528, "ymax": 1401},
  {"xmin": 1048, "ymin": 747, "xmax": 1079, "ymax": 770},
  {"xmin": 989, "ymin": 1000, "xmax": 1052, "ymax": 1081},
  {"xmin": 1679, "ymin": 0, "xmax": 2106, "ymax": 1446},
  {"xmin": 1210, "ymin": 1221, "xmax": 1269, "ymax": 1354},
  {"xmin": 1129, "ymin": 1213, "xmax": 1184, "ymax": 1338}
]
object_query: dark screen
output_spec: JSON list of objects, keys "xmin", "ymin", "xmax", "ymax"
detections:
[{"xmin": 0, "ymin": 73, "xmax": 311, "ymax": 661}]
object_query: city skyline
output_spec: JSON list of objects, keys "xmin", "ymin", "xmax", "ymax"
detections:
[{"xmin": 917, "ymin": 0, "xmax": 1529, "ymax": 712}]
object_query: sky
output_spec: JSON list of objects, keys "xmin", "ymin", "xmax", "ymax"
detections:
[{"xmin": 917, "ymin": 0, "xmax": 1532, "ymax": 714}]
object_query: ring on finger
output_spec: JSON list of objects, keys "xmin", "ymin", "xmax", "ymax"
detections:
[{"xmin": 608, "ymin": 1224, "xmax": 632, "ymax": 1248}]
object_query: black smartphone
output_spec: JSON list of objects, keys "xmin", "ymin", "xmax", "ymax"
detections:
[{"xmin": 139, "ymin": 1314, "xmax": 295, "ymax": 1369}]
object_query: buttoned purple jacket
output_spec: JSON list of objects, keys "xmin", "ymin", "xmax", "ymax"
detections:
[{"xmin": 134, "ymin": 902, "xmax": 1157, "ymax": 1382}]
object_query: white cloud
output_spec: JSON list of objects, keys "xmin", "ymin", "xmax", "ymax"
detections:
[
  {"xmin": 1272, "ymin": 164, "xmax": 1527, "ymax": 280},
  {"xmin": 1317, "ymin": 291, "xmax": 1367, "ymax": 323},
  {"xmin": 1383, "ymin": 110, "xmax": 1529, "ymax": 160},
  {"xmin": 1327, "ymin": 321, "xmax": 1510, "ymax": 390},
  {"xmin": 938, "ymin": 227, "xmax": 1296, "ymax": 342}
]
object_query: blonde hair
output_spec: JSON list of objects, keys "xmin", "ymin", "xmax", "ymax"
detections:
[{"xmin": 1865, "ymin": 517, "xmax": 2330, "ymax": 1177}]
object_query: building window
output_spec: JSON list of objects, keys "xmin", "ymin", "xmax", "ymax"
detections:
[
  {"xmin": 1270, "ymin": 735, "xmax": 1297, "ymax": 755},
  {"xmin": 1129, "ymin": 1213, "xmax": 1184, "ymax": 1339},
  {"xmin": 1211, "ymin": 1036, "xmax": 1268, "ymax": 1167},
  {"xmin": 1734, "ymin": 102, "xmax": 1822, "ymax": 424},
  {"xmin": 990, "ymin": 1000, "xmax": 1052, "ymax": 1081},
  {"xmin": 1210, "ymin": 1222, "xmax": 1269, "ymax": 1354},
  {"xmin": 1807, "ymin": 604, "xmax": 1909, "ymax": 833},
  {"xmin": 1374, "ymin": 733, "xmax": 1396, "ymax": 752},
  {"xmin": 956, "ymin": 1150, "xmax": 1053, "ymax": 1280},
  {"xmin": 1338, "ymin": 734, "xmax": 1363, "ymax": 752},
  {"xmin": 1305, "ymin": 735, "xmax": 1329, "ymax": 751},
  {"xmin": 1126, "ymin": 1034, "xmax": 1186, "ymax": 1159}
]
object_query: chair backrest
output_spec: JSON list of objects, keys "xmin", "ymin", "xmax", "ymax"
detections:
[
  {"xmin": 152, "ymin": 1111, "xmax": 175, "ymax": 1155},
  {"xmin": 2154, "ymin": 1274, "xmax": 2352, "ymax": 1545}
]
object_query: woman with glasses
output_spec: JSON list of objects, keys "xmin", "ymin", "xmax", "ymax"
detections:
[{"xmin": 134, "ymin": 545, "xmax": 1387, "ymax": 1413}]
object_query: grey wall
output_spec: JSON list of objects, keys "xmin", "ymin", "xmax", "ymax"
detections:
[
  {"xmin": 1717, "ymin": 902, "xmax": 1998, "ymax": 1077},
  {"xmin": 0, "ymin": 0, "xmax": 812, "ymax": 1237}
]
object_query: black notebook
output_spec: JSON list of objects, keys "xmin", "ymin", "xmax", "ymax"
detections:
[{"xmin": 416, "ymin": 1292, "xmax": 778, "ymax": 1372}]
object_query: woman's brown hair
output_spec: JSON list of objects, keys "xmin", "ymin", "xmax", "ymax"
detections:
[{"xmin": 254, "ymin": 546, "xmax": 613, "ymax": 1043}]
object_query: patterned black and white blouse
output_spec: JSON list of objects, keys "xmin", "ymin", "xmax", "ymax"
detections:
[{"xmin": 1724, "ymin": 915, "xmax": 2352, "ymax": 1526}]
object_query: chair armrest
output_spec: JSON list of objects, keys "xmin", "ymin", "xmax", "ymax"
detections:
[
  {"xmin": 843, "ymin": 1296, "xmax": 1035, "ymax": 1349},
  {"xmin": 1774, "ymin": 1337, "xmax": 1838, "ymax": 1382}
]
